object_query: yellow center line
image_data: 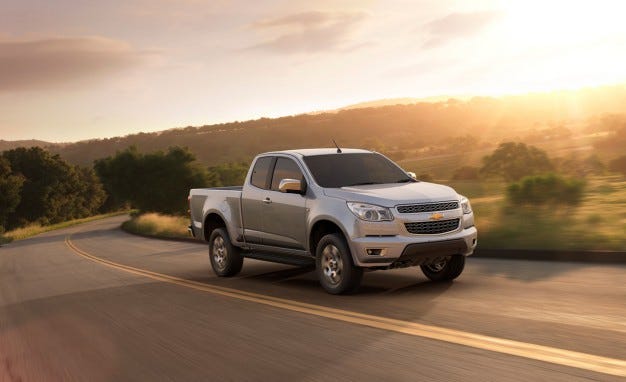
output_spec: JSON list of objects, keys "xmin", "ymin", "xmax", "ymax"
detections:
[{"xmin": 65, "ymin": 235, "xmax": 626, "ymax": 377}]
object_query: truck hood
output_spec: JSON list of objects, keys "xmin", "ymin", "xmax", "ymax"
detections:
[{"xmin": 323, "ymin": 182, "xmax": 459, "ymax": 207}]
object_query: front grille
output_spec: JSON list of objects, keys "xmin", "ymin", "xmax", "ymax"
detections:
[
  {"xmin": 405, "ymin": 218, "xmax": 460, "ymax": 234},
  {"xmin": 397, "ymin": 201, "xmax": 459, "ymax": 214}
]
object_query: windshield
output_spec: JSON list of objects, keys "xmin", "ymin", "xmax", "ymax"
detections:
[{"xmin": 303, "ymin": 153, "xmax": 414, "ymax": 188}]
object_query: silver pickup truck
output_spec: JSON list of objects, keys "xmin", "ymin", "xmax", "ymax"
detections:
[{"xmin": 189, "ymin": 148, "xmax": 477, "ymax": 294}]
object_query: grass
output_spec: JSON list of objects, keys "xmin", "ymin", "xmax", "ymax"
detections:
[
  {"xmin": 0, "ymin": 211, "xmax": 131, "ymax": 244},
  {"xmin": 122, "ymin": 213, "xmax": 190, "ymax": 239},
  {"xmin": 471, "ymin": 176, "xmax": 626, "ymax": 251}
]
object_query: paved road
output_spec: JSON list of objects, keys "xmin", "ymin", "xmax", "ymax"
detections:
[{"xmin": 1, "ymin": 216, "xmax": 625, "ymax": 381}]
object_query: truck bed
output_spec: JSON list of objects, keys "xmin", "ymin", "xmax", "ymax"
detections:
[
  {"xmin": 194, "ymin": 186, "xmax": 243, "ymax": 191},
  {"xmin": 189, "ymin": 187, "xmax": 244, "ymax": 240}
]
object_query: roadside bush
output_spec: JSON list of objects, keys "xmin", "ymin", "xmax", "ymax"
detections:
[
  {"xmin": 506, "ymin": 173, "xmax": 585, "ymax": 206},
  {"xmin": 122, "ymin": 213, "xmax": 189, "ymax": 238},
  {"xmin": 452, "ymin": 166, "xmax": 480, "ymax": 180}
]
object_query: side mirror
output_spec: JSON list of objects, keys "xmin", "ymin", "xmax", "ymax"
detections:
[
  {"xmin": 407, "ymin": 171, "xmax": 417, "ymax": 180},
  {"xmin": 279, "ymin": 178, "xmax": 303, "ymax": 194}
]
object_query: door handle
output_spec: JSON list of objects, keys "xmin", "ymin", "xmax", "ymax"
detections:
[{"xmin": 263, "ymin": 197, "xmax": 272, "ymax": 204}]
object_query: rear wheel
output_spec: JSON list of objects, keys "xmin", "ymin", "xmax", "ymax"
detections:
[
  {"xmin": 316, "ymin": 233, "xmax": 363, "ymax": 294},
  {"xmin": 209, "ymin": 228, "xmax": 243, "ymax": 277},
  {"xmin": 420, "ymin": 255, "xmax": 465, "ymax": 282}
]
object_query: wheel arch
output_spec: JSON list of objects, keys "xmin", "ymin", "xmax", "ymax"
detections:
[
  {"xmin": 308, "ymin": 218, "xmax": 350, "ymax": 257},
  {"xmin": 204, "ymin": 212, "xmax": 228, "ymax": 243}
]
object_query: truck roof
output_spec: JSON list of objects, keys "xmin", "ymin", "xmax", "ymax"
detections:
[{"xmin": 263, "ymin": 148, "xmax": 373, "ymax": 157}]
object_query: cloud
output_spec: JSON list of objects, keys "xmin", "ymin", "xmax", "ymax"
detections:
[
  {"xmin": 0, "ymin": 36, "xmax": 146, "ymax": 90},
  {"xmin": 422, "ymin": 11, "xmax": 501, "ymax": 48},
  {"xmin": 248, "ymin": 11, "xmax": 367, "ymax": 54}
]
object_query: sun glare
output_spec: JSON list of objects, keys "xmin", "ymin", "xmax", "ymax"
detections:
[
  {"xmin": 501, "ymin": 1, "xmax": 622, "ymax": 44},
  {"xmin": 480, "ymin": 0, "xmax": 626, "ymax": 95}
]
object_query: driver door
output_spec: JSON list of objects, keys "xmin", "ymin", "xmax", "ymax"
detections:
[{"xmin": 262, "ymin": 157, "xmax": 308, "ymax": 250}]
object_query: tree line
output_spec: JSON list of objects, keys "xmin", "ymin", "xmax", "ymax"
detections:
[
  {"xmin": 2, "ymin": 142, "xmax": 625, "ymax": 235},
  {"xmin": 0, "ymin": 146, "xmax": 250, "ymax": 234},
  {"xmin": 0, "ymin": 147, "xmax": 105, "ymax": 232}
]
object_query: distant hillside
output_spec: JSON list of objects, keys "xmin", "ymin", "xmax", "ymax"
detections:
[
  {"xmin": 0, "ymin": 139, "xmax": 52, "ymax": 151},
  {"xmin": 307, "ymin": 96, "xmax": 457, "ymax": 114},
  {"xmin": 337, "ymin": 96, "xmax": 465, "ymax": 111},
  {"xmin": 4, "ymin": 84, "xmax": 624, "ymax": 167}
]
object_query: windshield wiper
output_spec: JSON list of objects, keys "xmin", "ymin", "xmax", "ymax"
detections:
[{"xmin": 395, "ymin": 178, "xmax": 415, "ymax": 183}]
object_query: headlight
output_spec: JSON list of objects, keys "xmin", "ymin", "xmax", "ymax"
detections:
[
  {"xmin": 347, "ymin": 202, "xmax": 394, "ymax": 221},
  {"xmin": 459, "ymin": 196, "xmax": 472, "ymax": 214}
]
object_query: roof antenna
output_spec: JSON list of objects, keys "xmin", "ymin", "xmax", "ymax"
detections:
[{"xmin": 333, "ymin": 139, "xmax": 342, "ymax": 153}]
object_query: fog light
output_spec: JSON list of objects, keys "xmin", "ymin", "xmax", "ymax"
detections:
[{"xmin": 366, "ymin": 248, "xmax": 386, "ymax": 256}]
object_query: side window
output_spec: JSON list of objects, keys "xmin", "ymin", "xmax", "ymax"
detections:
[
  {"xmin": 271, "ymin": 157, "xmax": 304, "ymax": 191},
  {"xmin": 250, "ymin": 157, "xmax": 273, "ymax": 189}
]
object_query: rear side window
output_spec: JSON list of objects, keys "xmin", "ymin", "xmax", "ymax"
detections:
[
  {"xmin": 250, "ymin": 157, "xmax": 273, "ymax": 189},
  {"xmin": 271, "ymin": 157, "xmax": 303, "ymax": 190}
]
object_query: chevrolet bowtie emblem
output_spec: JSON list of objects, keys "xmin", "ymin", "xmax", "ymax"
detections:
[{"xmin": 429, "ymin": 212, "xmax": 444, "ymax": 220}]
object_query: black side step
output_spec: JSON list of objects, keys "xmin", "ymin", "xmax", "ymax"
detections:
[{"xmin": 243, "ymin": 251, "xmax": 315, "ymax": 267}]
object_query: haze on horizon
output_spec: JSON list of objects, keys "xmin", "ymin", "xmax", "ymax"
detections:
[{"xmin": 1, "ymin": 0, "xmax": 625, "ymax": 142}]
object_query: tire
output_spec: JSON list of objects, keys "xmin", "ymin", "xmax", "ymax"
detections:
[
  {"xmin": 316, "ymin": 233, "xmax": 363, "ymax": 294},
  {"xmin": 420, "ymin": 255, "xmax": 465, "ymax": 282},
  {"xmin": 209, "ymin": 228, "xmax": 243, "ymax": 277}
]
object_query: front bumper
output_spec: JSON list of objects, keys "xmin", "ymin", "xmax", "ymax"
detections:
[{"xmin": 349, "ymin": 226, "xmax": 478, "ymax": 267}]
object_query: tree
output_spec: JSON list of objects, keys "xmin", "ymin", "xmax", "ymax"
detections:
[
  {"xmin": 94, "ymin": 146, "xmax": 142, "ymax": 211},
  {"xmin": 0, "ymin": 157, "xmax": 24, "ymax": 231},
  {"xmin": 74, "ymin": 167, "xmax": 107, "ymax": 217},
  {"xmin": 208, "ymin": 162, "xmax": 249, "ymax": 186},
  {"xmin": 95, "ymin": 146, "xmax": 209, "ymax": 214},
  {"xmin": 481, "ymin": 142, "xmax": 553, "ymax": 182},
  {"xmin": 2, "ymin": 147, "xmax": 106, "ymax": 228}
]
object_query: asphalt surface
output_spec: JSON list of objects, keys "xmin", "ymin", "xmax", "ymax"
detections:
[{"xmin": 1, "ymin": 216, "xmax": 625, "ymax": 381}]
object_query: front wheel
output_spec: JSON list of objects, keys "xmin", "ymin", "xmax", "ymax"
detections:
[
  {"xmin": 316, "ymin": 233, "xmax": 363, "ymax": 294},
  {"xmin": 420, "ymin": 255, "xmax": 465, "ymax": 282},
  {"xmin": 209, "ymin": 228, "xmax": 243, "ymax": 277}
]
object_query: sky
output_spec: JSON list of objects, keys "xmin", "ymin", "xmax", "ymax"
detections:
[{"xmin": 1, "ymin": 0, "xmax": 625, "ymax": 142}]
